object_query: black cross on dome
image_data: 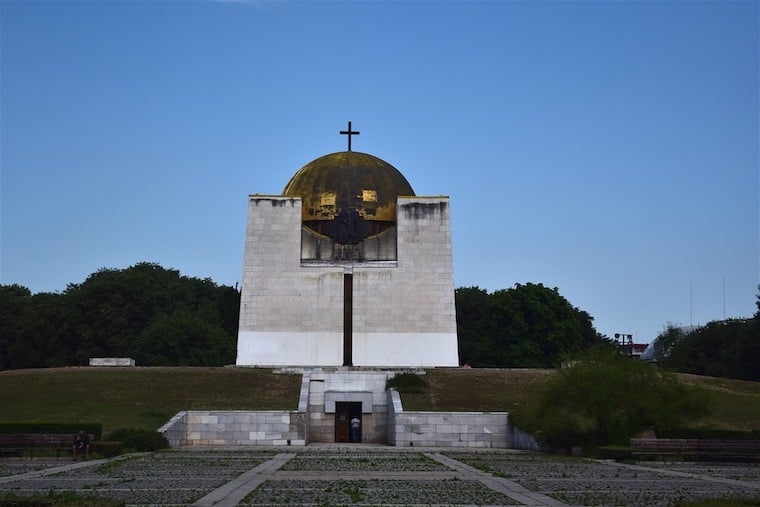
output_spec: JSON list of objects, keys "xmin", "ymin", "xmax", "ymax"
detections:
[{"xmin": 339, "ymin": 121, "xmax": 360, "ymax": 151}]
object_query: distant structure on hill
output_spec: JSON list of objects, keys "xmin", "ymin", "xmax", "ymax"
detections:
[
  {"xmin": 639, "ymin": 324, "xmax": 698, "ymax": 362},
  {"xmin": 614, "ymin": 333, "xmax": 648, "ymax": 359},
  {"xmin": 236, "ymin": 123, "xmax": 459, "ymax": 367}
]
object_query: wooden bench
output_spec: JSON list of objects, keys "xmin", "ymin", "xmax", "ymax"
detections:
[
  {"xmin": 0, "ymin": 433, "xmax": 94, "ymax": 459},
  {"xmin": 630, "ymin": 438, "xmax": 760, "ymax": 462}
]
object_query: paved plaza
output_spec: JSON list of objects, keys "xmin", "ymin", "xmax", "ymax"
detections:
[{"xmin": 1, "ymin": 445, "xmax": 759, "ymax": 506}]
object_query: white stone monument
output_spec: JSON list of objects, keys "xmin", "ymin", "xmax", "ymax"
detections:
[{"xmin": 236, "ymin": 124, "xmax": 459, "ymax": 367}]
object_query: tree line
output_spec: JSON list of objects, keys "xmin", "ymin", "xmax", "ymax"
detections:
[
  {"xmin": 0, "ymin": 263, "xmax": 239, "ymax": 369},
  {"xmin": 2, "ymin": 262, "xmax": 756, "ymax": 380},
  {"xmin": 648, "ymin": 297, "xmax": 760, "ymax": 382},
  {"xmin": 455, "ymin": 284, "xmax": 612, "ymax": 368},
  {"xmin": 0, "ymin": 264, "xmax": 611, "ymax": 370}
]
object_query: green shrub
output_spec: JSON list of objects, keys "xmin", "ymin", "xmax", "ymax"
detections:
[
  {"xmin": 105, "ymin": 428, "xmax": 169, "ymax": 452},
  {"xmin": 386, "ymin": 373, "xmax": 428, "ymax": 393},
  {"xmin": 597, "ymin": 445, "xmax": 634, "ymax": 461},
  {"xmin": 92, "ymin": 441, "xmax": 124, "ymax": 457},
  {"xmin": 512, "ymin": 349, "xmax": 713, "ymax": 449}
]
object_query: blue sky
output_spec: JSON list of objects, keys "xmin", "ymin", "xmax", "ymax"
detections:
[{"xmin": 1, "ymin": 0, "xmax": 758, "ymax": 344}]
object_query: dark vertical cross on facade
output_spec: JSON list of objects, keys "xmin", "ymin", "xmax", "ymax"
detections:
[
  {"xmin": 340, "ymin": 121, "xmax": 360, "ymax": 151},
  {"xmin": 343, "ymin": 272, "xmax": 353, "ymax": 366}
]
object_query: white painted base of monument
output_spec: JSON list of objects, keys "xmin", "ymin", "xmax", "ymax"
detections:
[{"xmin": 236, "ymin": 332, "xmax": 459, "ymax": 367}]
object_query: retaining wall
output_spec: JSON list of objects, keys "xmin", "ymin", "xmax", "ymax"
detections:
[
  {"xmin": 159, "ymin": 410, "xmax": 305, "ymax": 447},
  {"xmin": 387, "ymin": 389, "xmax": 539, "ymax": 450}
]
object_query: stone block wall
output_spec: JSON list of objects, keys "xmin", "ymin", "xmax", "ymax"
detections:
[
  {"xmin": 393, "ymin": 197, "xmax": 457, "ymax": 335},
  {"xmin": 387, "ymin": 390, "xmax": 511, "ymax": 448},
  {"xmin": 237, "ymin": 196, "xmax": 344, "ymax": 366},
  {"xmin": 236, "ymin": 194, "xmax": 459, "ymax": 367},
  {"xmin": 158, "ymin": 410, "xmax": 306, "ymax": 447},
  {"xmin": 160, "ymin": 411, "xmax": 188, "ymax": 447},
  {"xmin": 158, "ymin": 371, "xmax": 540, "ymax": 449},
  {"xmin": 307, "ymin": 370, "xmax": 391, "ymax": 443},
  {"xmin": 350, "ymin": 196, "xmax": 459, "ymax": 366},
  {"xmin": 89, "ymin": 358, "xmax": 135, "ymax": 366}
]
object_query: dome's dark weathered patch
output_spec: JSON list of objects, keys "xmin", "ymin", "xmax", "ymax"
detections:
[{"xmin": 282, "ymin": 151, "xmax": 415, "ymax": 239}]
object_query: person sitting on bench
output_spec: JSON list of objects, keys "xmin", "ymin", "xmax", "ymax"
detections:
[{"xmin": 72, "ymin": 430, "xmax": 90, "ymax": 460}]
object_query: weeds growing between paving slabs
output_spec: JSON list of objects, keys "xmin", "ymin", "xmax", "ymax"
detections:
[
  {"xmin": 446, "ymin": 452, "xmax": 760, "ymax": 507},
  {"xmin": 642, "ymin": 462, "xmax": 760, "ymax": 482},
  {"xmin": 0, "ymin": 460, "xmax": 68, "ymax": 478},
  {"xmin": 280, "ymin": 452, "xmax": 450, "ymax": 472},
  {"xmin": 673, "ymin": 499, "xmax": 760, "ymax": 507},
  {"xmin": 242, "ymin": 478, "xmax": 521, "ymax": 505},
  {"xmin": 0, "ymin": 450, "xmax": 276, "ymax": 506},
  {"xmin": 551, "ymin": 490, "xmax": 760, "ymax": 507},
  {"xmin": 0, "ymin": 492, "xmax": 124, "ymax": 506}
]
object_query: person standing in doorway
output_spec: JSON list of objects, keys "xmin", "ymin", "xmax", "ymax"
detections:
[{"xmin": 350, "ymin": 416, "xmax": 361, "ymax": 442}]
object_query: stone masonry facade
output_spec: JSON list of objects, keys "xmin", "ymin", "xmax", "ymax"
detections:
[{"xmin": 236, "ymin": 196, "xmax": 459, "ymax": 367}]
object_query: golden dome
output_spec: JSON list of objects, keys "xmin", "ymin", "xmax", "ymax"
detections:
[{"xmin": 282, "ymin": 151, "xmax": 415, "ymax": 234}]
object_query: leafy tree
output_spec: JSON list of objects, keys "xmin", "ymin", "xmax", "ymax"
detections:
[
  {"xmin": 454, "ymin": 286, "xmax": 492, "ymax": 366},
  {"xmin": 661, "ymin": 319, "xmax": 760, "ymax": 381},
  {"xmin": 0, "ymin": 263, "xmax": 240, "ymax": 369},
  {"xmin": 456, "ymin": 283, "xmax": 610, "ymax": 368},
  {"xmin": 136, "ymin": 310, "xmax": 234, "ymax": 366},
  {"xmin": 646, "ymin": 323, "xmax": 687, "ymax": 363},
  {"xmin": 648, "ymin": 286, "xmax": 759, "ymax": 380},
  {"xmin": 513, "ymin": 349, "xmax": 712, "ymax": 448},
  {"xmin": 0, "ymin": 285, "xmax": 32, "ymax": 369}
]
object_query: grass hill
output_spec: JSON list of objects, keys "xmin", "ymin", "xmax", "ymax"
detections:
[
  {"xmin": 1, "ymin": 367, "xmax": 758, "ymax": 436},
  {"xmin": 406, "ymin": 368, "xmax": 760, "ymax": 432},
  {"xmin": 0, "ymin": 367, "xmax": 301, "ymax": 436}
]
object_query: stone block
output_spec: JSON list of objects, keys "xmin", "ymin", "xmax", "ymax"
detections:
[
  {"xmin": 217, "ymin": 414, "xmax": 234, "ymax": 424},
  {"xmin": 187, "ymin": 414, "xmax": 203, "ymax": 424},
  {"xmin": 89, "ymin": 357, "xmax": 135, "ymax": 367}
]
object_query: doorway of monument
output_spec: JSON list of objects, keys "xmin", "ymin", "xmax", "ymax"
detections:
[{"xmin": 335, "ymin": 401, "xmax": 362, "ymax": 443}]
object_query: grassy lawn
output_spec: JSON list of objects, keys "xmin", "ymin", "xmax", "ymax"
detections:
[
  {"xmin": 400, "ymin": 367, "xmax": 554, "ymax": 413},
  {"xmin": 400, "ymin": 368, "xmax": 760, "ymax": 432},
  {"xmin": 677, "ymin": 373, "xmax": 760, "ymax": 431},
  {"xmin": 0, "ymin": 367, "xmax": 301, "ymax": 436},
  {"xmin": 1, "ymin": 366, "xmax": 758, "ymax": 437}
]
